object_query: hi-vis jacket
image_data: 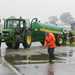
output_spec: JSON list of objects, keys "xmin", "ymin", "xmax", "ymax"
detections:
[{"xmin": 44, "ymin": 33, "xmax": 56, "ymax": 48}]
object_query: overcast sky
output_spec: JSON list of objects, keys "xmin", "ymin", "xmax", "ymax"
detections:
[{"xmin": 0, "ymin": 0, "xmax": 75, "ymax": 21}]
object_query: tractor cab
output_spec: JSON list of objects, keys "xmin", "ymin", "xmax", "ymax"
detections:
[
  {"xmin": 4, "ymin": 18, "xmax": 26, "ymax": 31},
  {"xmin": 2, "ymin": 17, "xmax": 32, "ymax": 49}
]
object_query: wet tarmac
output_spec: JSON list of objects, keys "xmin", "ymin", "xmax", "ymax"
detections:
[
  {"xmin": 14, "ymin": 44, "xmax": 75, "ymax": 75},
  {"xmin": 0, "ymin": 42, "xmax": 75, "ymax": 75},
  {"xmin": 0, "ymin": 64, "xmax": 17, "ymax": 75},
  {"xmin": 15, "ymin": 63, "xmax": 75, "ymax": 75}
]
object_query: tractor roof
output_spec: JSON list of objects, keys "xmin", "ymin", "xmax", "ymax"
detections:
[
  {"xmin": 6, "ymin": 18, "xmax": 25, "ymax": 21},
  {"xmin": 5, "ymin": 16, "xmax": 25, "ymax": 21}
]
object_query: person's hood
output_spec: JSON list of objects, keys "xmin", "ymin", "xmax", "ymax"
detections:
[{"xmin": 48, "ymin": 32, "xmax": 54, "ymax": 36}]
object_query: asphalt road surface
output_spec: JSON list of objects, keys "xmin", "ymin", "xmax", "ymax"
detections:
[
  {"xmin": 0, "ymin": 64, "xmax": 17, "ymax": 75},
  {"xmin": 0, "ymin": 42, "xmax": 75, "ymax": 75}
]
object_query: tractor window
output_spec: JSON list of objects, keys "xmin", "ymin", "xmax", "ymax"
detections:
[
  {"xmin": 25, "ymin": 19, "xmax": 31, "ymax": 29},
  {"xmin": 20, "ymin": 21, "xmax": 24, "ymax": 28},
  {"xmin": 6, "ymin": 20, "xmax": 19, "ymax": 28},
  {"xmin": 6, "ymin": 20, "xmax": 25, "ymax": 28}
]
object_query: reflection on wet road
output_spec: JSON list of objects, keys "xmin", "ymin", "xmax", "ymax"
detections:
[
  {"xmin": 0, "ymin": 42, "xmax": 75, "ymax": 75},
  {"xmin": 15, "ymin": 63, "xmax": 75, "ymax": 75},
  {"xmin": 15, "ymin": 44, "xmax": 75, "ymax": 75},
  {"xmin": 48, "ymin": 64, "xmax": 54, "ymax": 75}
]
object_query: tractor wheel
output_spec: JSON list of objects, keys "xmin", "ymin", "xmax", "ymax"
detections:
[
  {"xmin": 6, "ymin": 42, "xmax": 12, "ymax": 48},
  {"xmin": 23, "ymin": 42, "xmax": 27, "ymax": 48},
  {"xmin": 23, "ymin": 35, "xmax": 32, "ymax": 48}
]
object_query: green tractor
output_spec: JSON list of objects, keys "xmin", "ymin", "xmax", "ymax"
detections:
[
  {"xmin": 2, "ymin": 17, "xmax": 32, "ymax": 49},
  {"xmin": 2, "ymin": 17, "xmax": 64, "ymax": 49}
]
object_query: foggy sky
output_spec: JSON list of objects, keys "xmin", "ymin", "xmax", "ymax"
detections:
[{"xmin": 0, "ymin": 0, "xmax": 75, "ymax": 21}]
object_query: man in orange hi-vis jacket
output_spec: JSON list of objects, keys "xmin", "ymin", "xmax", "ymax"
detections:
[{"xmin": 44, "ymin": 32, "xmax": 56, "ymax": 62}]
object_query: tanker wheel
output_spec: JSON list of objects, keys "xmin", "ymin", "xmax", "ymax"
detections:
[{"xmin": 23, "ymin": 35, "xmax": 32, "ymax": 48}]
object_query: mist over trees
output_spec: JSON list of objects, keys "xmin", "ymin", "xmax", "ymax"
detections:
[
  {"xmin": 48, "ymin": 12, "xmax": 75, "ymax": 30},
  {"xmin": 60, "ymin": 12, "xmax": 75, "ymax": 30},
  {"xmin": 48, "ymin": 16, "xmax": 58, "ymax": 24}
]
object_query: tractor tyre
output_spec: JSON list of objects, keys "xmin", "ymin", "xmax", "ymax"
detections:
[
  {"xmin": 6, "ymin": 42, "xmax": 12, "ymax": 49},
  {"xmin": 23, "ymin": 42, "xmax": 27, "ymax": 48}
]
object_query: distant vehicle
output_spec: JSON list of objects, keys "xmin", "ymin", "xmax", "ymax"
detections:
[{"xmin": 1, "ymin": 17, "xmax": 64, "ymax": 49}]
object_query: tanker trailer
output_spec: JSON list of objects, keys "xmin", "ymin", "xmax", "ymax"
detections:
[{"xmin": 31, "ymin": 18, "xmax": 64, "ymax": 46}]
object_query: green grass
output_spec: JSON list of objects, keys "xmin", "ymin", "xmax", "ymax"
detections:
[{"xmin": 66, "ymin": 41, "xmax": 75, "ymax": 47}]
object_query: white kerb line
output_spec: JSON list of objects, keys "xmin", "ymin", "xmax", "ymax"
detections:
[
  {"xmin": 66, "ymin": 46, "xmax": 73, "ymax": 64},
  {"xmin": 1, "ymin": 42, "xmax": 7, "ymax": 63}
]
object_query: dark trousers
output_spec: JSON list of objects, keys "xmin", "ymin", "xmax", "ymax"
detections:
[{"xmin": 48, "ymin": 48, "xmax": 55, "ymax": 60}]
